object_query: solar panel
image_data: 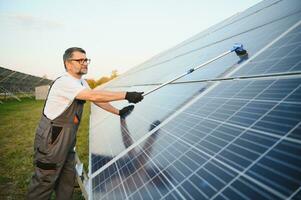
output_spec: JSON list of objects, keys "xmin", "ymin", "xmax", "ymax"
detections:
[
  {"xmin": 91, "ymin": 77, "xmax": 301, "ymax": 199},
  {"xmin": 106, "ymin": 0, "xmax": 301, "ymax": 87},
  {"xmin": 0, "ymin": 66, "xmax": 52, "ymax": 94},
  {"xmin": 89, "ymin": 0, "xmax": 301, "ymax": 199},
  {"xmin": 90, "ymin": 83, "xmax": 207, "ymax": 173},
  {"xmin": 233, "ymin": 25, "xmax": 301, "ymax": 76}
]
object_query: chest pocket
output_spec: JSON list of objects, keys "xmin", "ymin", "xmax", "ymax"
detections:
[
  {"xmin": 73, "ymin": 99, "xmax": 85, "ymax": 124},
  {"xmin": 51, "ymin": 126, "xmax": 63, "ymax": 144},
  {"xmin": 76, "ymin": 99, "xmax": 86, "ymax": 104}
]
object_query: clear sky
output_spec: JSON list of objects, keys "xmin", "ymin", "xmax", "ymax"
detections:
[{"xmin": 0, "ymin": 0, "xmax": 262, "ymax": 80}]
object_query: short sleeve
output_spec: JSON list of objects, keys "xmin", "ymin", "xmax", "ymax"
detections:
[
  {"xmin": 53, "ymin": 76, "xmax": 89, "ymax": 101},
  {"xmin": 82, "ymin": 79, "xmax": 91, "ymax": 89}
]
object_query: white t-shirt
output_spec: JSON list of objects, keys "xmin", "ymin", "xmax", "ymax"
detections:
[{"xmin": 44, "ymin": 73, "xmax": 90, "ymax": 120}]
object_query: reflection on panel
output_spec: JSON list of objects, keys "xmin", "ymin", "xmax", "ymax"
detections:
[
  {"xmin": 92, "ymin": 78, "xmax": 301, "ymax": 199},
  {"xmin": 91, "ymin": 83, "xmax": 206, "ymax": 173}
]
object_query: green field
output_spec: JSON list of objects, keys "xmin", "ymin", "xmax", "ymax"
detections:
[{"xmin": 0, "ymin": 98, "xmax": 90, "ymax": 199}]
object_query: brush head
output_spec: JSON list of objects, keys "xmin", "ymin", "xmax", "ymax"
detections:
[{"xmin": 232, "ymin": 43, "xmax": 248, "ymax": 56}]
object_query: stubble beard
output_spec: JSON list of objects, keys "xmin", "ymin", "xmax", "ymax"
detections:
[{"xmin": 77, "ymin": 68, "xmax": 87, "ymax": 75}]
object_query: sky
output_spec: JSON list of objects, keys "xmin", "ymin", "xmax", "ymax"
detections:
[{"xmin": 0, "ymin": 0, "xmax": 262, "ymax": 80}]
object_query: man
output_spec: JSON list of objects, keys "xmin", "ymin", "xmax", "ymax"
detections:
[{"xmin": 27, "ymin": 47, "xmax": 143, "ymax": 199}]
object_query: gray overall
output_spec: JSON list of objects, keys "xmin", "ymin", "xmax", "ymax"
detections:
[{"xmin": 27, "ymin": 78, "xmax": 85, "ymax": 200}]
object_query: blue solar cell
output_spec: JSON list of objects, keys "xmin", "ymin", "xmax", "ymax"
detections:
[
  {"xmin": 219, "ymin": 176, "xmax": 282, "ymax": 200},
  {"xmin": 246, "ymin": 140, "xmax": 301, "ymax": 197}
]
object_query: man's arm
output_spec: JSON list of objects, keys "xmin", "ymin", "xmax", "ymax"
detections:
[
  {"xmin": 93, "ymin": 102, "xmax": 135, "ymax": 117},
  {"xmin": 93, "ymin": 102, "xmax": 119, "ymax": 115},
  {"xmin": 76, "ymin": 89, "xmax": 126, "ymax": 102},
  {"xmin": 76, "ymin": 89, "xmax": 144, "ymax": 103}
]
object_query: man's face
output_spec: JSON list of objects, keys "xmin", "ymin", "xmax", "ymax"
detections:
[{"xmin": 66, "ymin": 51, "xmax": 89, "ymax": 75}]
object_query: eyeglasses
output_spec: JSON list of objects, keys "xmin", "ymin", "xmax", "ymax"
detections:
[{"xmin": 69, "ymin": 58, "xmax": 91, "ymax": 64}]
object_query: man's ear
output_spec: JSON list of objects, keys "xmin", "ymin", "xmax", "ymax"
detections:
[{"xmin": 65, "ymin": 61, "xmax": 71, "ymax": 71}]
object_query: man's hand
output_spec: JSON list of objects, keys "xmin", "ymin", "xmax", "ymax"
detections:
[
  {"xmin": 119, "ymin": 105, "xmax": 135, "ymax": 118},
  {"xmin": 125, "ymin": 92, "xmax": 144, "ymax": 103}
]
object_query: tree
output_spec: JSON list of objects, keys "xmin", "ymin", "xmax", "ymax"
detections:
[
  {"xmin": 110, "ymin": 70, "xmax": 118, "ymax": 79},
  {"xmin": 96, "ymin": 76, "xmax": 110, "ymax": 86},
  {"xmin": 86, "ymin": 70, "xmax": 119, "ymax": 88},
  {"xmin": 86, "ymin": 79, "xmax": 97, "ymax": 89}
]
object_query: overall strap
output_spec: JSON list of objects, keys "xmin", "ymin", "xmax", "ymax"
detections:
[{"xmin": 42, "ymin": 76, "xmax": 63, "ymax": 119}]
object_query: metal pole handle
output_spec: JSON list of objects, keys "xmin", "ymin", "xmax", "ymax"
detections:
[{"xmin": 143, "ymin": 50, "xmax": 232, "ymax": 97}]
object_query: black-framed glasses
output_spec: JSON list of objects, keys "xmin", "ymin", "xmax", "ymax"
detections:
[{"xmin": 69, "ymin": 58, "xmax": 91, "ymax": 64}]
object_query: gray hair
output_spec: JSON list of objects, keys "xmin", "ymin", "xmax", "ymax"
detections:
[{"xmin": 63, "ymin": 47, "xmax": 86, "ymax": 69}]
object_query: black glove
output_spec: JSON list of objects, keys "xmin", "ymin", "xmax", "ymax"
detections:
[
  {"xmin": 125, "ymin": 92, "xmax": 144, "ymax": 103},
  {"xmin": 149, "ymin": 120, "xmax": 161, "ymax": 131},
  {"xmin": 119, "ymin": 105, "xmax": 135, "ymax": 118}
]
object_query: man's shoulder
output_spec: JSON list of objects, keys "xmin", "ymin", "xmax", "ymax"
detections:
[
  {"xmin": 53, "ymin": 74, "xmax": 77, "ymax": 85},
  {"xmin": 52, "ymin": 75, "xmax": 91, "ymax": 94}
]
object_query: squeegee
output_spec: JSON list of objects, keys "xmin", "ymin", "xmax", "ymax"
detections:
[{"xmin": 142, "ymin": 43, "xmax": 248, "ymax": 97}]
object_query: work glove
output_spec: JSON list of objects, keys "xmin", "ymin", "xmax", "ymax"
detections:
[
  {"xmin": 149, "ymin": 120, "xmax": 161, "ymax": 131},
  {"xmin": 125, "ymin": 92, "xmax": 144, "ymax": 103},
  {"xmin": 119, "ymin": 105, "xmax": 135, "ymax": 118}
]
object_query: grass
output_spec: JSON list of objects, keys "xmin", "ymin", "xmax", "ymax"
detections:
[{"xmin": 0, "ymin": 98, "xmax": 90, "ymax": 199}]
